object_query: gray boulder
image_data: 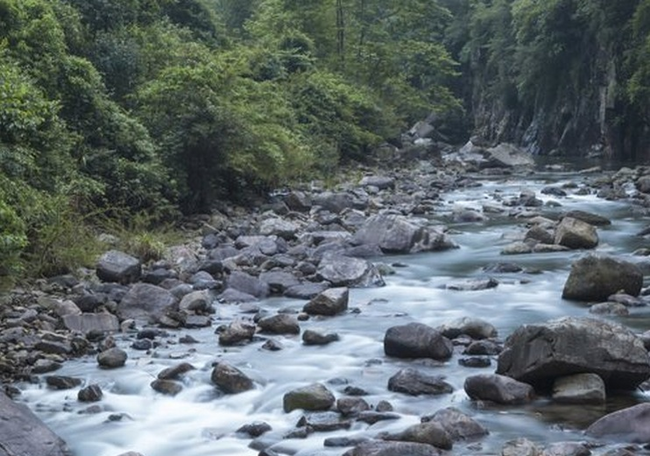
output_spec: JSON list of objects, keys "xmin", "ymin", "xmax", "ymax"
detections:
[
  {"xmin": 283, "ymin": 191, "xmax": 312, "ymax": 212},
  {"xmin": 353, "ymin": 213, "xmax": 456, "ymax": 254},
  {"xmin": 388, "ymin": 368, "xmax": 454, "ymax": 396},
  {"xmin": 259, "ymin": 271, "xmax": 300, "ymax": 294},
  {"xmin": 502, "ymin": 438, "xmax": 541, "ymax": 456},
  {"xmin": 422, "ymin": 407, "xmax": 488, "ymax": 441},
  {"xmin": 384, "ymin": 322, "xmax": 453, "ymax": 360},
  {"xmin": 562, "ymin": 254, "xmax": 643, "ymax": 301},
  {"xmin": 211, "ymin": 362, "xmax": 254, "ymax": 394},
  {"xmin": 359, "ymin": 175, "xmax": 395, "ymax": 190},
  {"xmin": 117, "ymin": 283, "xmax": 177, "ymax": 323},
  {"xmin": 257, "ymin": 314, "xmax": 300, "ymax": 335},
  {"xmin": 62, "ymin": 313, "xmax": 119, "ymax": 333},
  {"xmin": 496, "ymin": 317, "xmax": 650, "ymax": 390},
  {"xmin": 96, "ymin": 250, "xmax": 141, "ymax": 284},
  {"xmin": 343, "ymin": 440, "xmax": 443, "ymax": 456},
  {"xmin": 283, "ymin": 383, "xmax": 335, "ymax": 412},
  {"xmin": 381, "ymin": 421, "xmax": 452, "ymax": 450},
  {"xmin": 97, "ymin": 347, "xmax": 127, "ymax": 369},
  {"xmin": 438, "ymin": 317, "xmax": 497, "ymax": 340},
  {"xmin": 226, "ymin": 271, "xmax": 269, "ymax": 299},
  {"xmin": 484, "ymin": 143, "xmax": 535, "ymax": 168},
  {"xmin": 313, "ymin": 191, "xmax": 356, "ymax": 214},
  {"xmin": 303, "ymin": 287, "xmax": 349, "ymax": 316},
  {"xmin": 552, "ymin": 373, "xmax": 605, "ymax": 404},
  {"xmin": 586, "ymin": 403, "xmax": 650, "ymax": 442},
  {"xmin": 259, "ymin": 218, "xmax": 300, "ymax": 240},
  {"xmin": 464, "ymin": 374, "xmax": 534, "ymax": 405},
  {"xmin": 554, "ymin": 217, "xmax": 598, "ymax": 249},
  {"xmin": 317, "ymin": 254, "xmax": 385, "ymax": 287},
  {"xmin": 218, "ymin": 320, "xmax": 256, "ymax": 346},
  {"xmin": 0, "ymin": 392, "xmax": 71, "ymax": 456}
]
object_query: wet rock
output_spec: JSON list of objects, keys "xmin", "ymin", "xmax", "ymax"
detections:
[
  {"xmin": 236, "ymin": 421, "xmax": 272, "ymax": 438},
  {"xmin": 0, "ymin": 391, "xmax": 71, "ymax": 456},
  {"xmin": 283, "ymin": 383, "xmax": 335, "ymax": 413},
  {"xmin": 381, "ymin": 421, "xmax": 452, "ymax": 450},
  {"xmin": 258, "ymin": 314, "xmax": 300, "ymax": 335},
  {"xmin": 552, "ymin": 373, "xmax": 605, "ymax": 404},
  {"xmin": 217, "ymin": 288, "xmax": 257, "ymax": 303},
  {"xmin": 484, "ymin": 143, "xmax": 535, "ymax": 169},
  {"xmin": 211, "ymin": 362, "xmax": 254, "ymax": 394},
  {"xmin": 336, "ymin": 397, "xmax": 370, "ymax": 416},
  {"xmin": 502, "ymin": 438, "xmax": 541, "ymax": 456},
  {"xmin": 444, "ymin": 277, "xmax": 498, "ymax": 291},
  {"xmin": 259, "ymin": 219, "xmax": 299, "ymax": 240},
  {"xmin": 78, "ymin": 384, "xmax": 103, "ymax": 402},
  {"xmin": 312, "ymin": 191, "xmax": 356, "ymax": 214},
  {"xmin": 317, "ymin": 254, "xmax": 385, "ymax": 288},
  {"xmin": 586, "ymin": 403, "xmax": 650, "ymax": 442},
  {"xmin": 303, "ymin": 287, "xmax": 349, "ymax": 316},
  {"xmin": 32, "ymin": 359, "xmax": 62, "ymax": 374},
  {"xmin": 562, "ymin": 210, "xmax": 612, "ymax": 226},
  {"xmin": 46, "ymin": 375, "xmax": 82, "ymax": 390},
  {"xmin": 438, "ymin": 317, "xmax": 497, "ymax": 340},
  {"xmin": 226, "ymin": 271, "xmax": 269, "ymax": 299},
  {"xmin": 324, "ymin": 436, "xmax": 371, "ymax": 447},
  {"xmin": 353, "ymin": 213, "xmax": 456, "ymax": 254},
  {"xmin": 562, "ymin": 254, "xmax": 643, "ymax": 301},
  {"xmin": 387, "ymin": 368, "xmax": 454, "ymax": 396},
  {"xmin": 342, "ymin": 440, "xmax": 444, "ymax": 456},
  {"xmin": 62, "ymin": 313, "xmax": 119, "ymax": 334},
  {"xmin": 357, "ymin": 411, "xmax": 401, "ymax": 424},
  {"xmin": 525, "ymin": 225, "xmax": 555, "ymax": 245},
  {"xmin": 589, "ymin": 302, "xmax": 629, "ymax": 316},
  {"xmin": 608, "ymin": 293, "xmax": 646, "ymax": 307},
  {"xmin": 384, "ymin": 322, "xmax": 452, "ymax": 360},
  {"xmin": 541, "ymin": 442, "xmax": 591, "ymax": 456},
  {"xmin": 482, "ymin": 262, "xmax": 524, "ymax": 273},
  {"xmin": 302, "ymin": 329, "xmax": 340, "ymax": 345},
  {"xmin": 97, "ymin": 347, "xmax": 127, "ymax": 369},
  {"xmin": 464, "ymin": 374, "xmax": 534, "ymax": 405},
  {"xmin": 96, "ymin": 250, "xmax": 141, "ymax": 284},
  {"xmin": 150, "ymin": 379, "xmax": 183, "ymax": 396},
  {"xmin": 259, "ymin": 271, "xmax": 300, "ymax": 294},
  {"xmin": 218, "ymin": 320, "xmax": 256, "ymax": 346},
  {"xmin": 296, "ymin": 411, "xmax": 351, "ymax": 432},
  {"xmin": 496, "ymin": 317, "xmax": 650, "ymax": 390},
  {"xmin": 261, "ymin": 339, "xmax": 283, "ymax": 351},
  {"xmin": 284, "ymin": 191, "xmax": 312, "ymax": 212},
  {"xmin": 554, "ymin": 217, "xmax": 598, "ymax": 249},
  {"xmin": 501, "ymin": 241, "xmax": 533, "ymax": 255},
  {"xmin": 117, "ymin": 283, "xmax": 177, "ymax": 324},
  {"xmin": 422, "ymin": 407, "xmax": 489, "ymax": 441},
  {"xmin": 158, "ymin": 362, "xmax": 195, "ymax": 380},
  {"xmin": 284, "ymin": 282, "xmax": 329, "ymax": 299}
]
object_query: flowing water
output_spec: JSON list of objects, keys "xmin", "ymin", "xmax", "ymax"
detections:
[{"xmin": 13, "ymin": 166, "xmax": 650, "ymax": 455}]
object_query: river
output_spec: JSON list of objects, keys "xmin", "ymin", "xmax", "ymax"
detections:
[{"xmin": 13, "ymin": 164, "xmax": 650, "ymax": 455}]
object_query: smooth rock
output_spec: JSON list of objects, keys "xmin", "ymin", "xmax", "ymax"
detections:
[
  {"xmin": 303, "ymin": 287, "xmax": 349, "ymax": 316},
  {"xmin": 388, "ymin": 368, "xmax": 454, "ymax": 396},
  {"xmin": 283, "ymin": 383, "xmax": 335, "ymax": 413},
  {"xmin": 586, "ymin": 403, "xmax": 650, "ymax": 442},
  {"xmin": 464, "ymin": 374, "xmax": 534, "ymax": 405},
  {"xmin": 211, "ymin": 362, "xmax": 254, "ymax": 394},
  {"xmin": 552, "ymin": 373, "xmax": 605, "ymax": 404},
  {"xmin": 384, "ymin": 322, "xmax": 452, "ymax": 360},
  {"xmin": 96, "ymin": 250, "xmax": 141, "ymax": 284},
  {"xmin": 562, "ymin": 254, "xmax": 643, "ymax": 301}
]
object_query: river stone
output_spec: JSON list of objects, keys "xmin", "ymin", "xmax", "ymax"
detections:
[
  {"xmin": 284, "ymin": 191, "xmax": 312, "ymax": 212},
  {"xmin": 589, "ymin": 302, "xmax": 629, "ymax": 316},
  {"xmin": 337, "ymin": 397, "xmax": 370, "ymax": 416},
  {"xmin": 258, "ymin": 314, "xmax": 300, "ymax": 335},
  {"xmin": 562, "ymin": 210, "xmax": 612, "ymax": 226},
  {"xmin": 0, "ymin": 391, "xmax": 71, "ymax": 456},
  {"xmin": 388, "ymin": 368, "xmax": 454, "ymax": 396},
  {"xmin": 226, "ymin": 271, "xmax": 269, "ymax": 299},
  {"xmin": 353, "ymin": 213, "xmax": 455, "ymax": 254},
  {"xmin": 496, "ymin": 317, "xmax": 650, "ymax": 390},
  {"xmin": 562, "ymin": 254, "xmax": 643, "ymax": 301},
  {"xmin": 484, "ymin": 143, "xmax": 535, "ymax": 169},
  {"xmin": 464, "ymin": 374, "xmax": 534, "ymax": 405},
  {"xmin": 359, "ymin": 175, "xmax": 395, "ymax": 190},
  {"xmin": 384, "ymin": 322, "xmax": 453, "ymax": 360},
  {"xmin": 438, "ymin": 317, "xmax": 498, "ymax": 340},
  {"xmin": 541, "ymin": 442, "xmax": 591, "ymax": 456},
  {"xmin": 303, "ymin": 287, "xmax": 349, "ymax": 316},
  {"xmin": 422, "ymin": 407, "xmax": 489, "ymax": 441},
  {"xmin": 284, "ymin": 282, "xmax": 330, "ymax": 299},
  {"xmin": 236, "ymin": 421, "xmax": 272, "ymax": 437},
  {"xmin": 218, "ymin": 320, "xmax": 256, "ymax": 345},
  {"xmin": 158, "ymin": 362, "xmax": 195, "ymax": 380},
  {"xmin": 554, "ymin": 217, "xmax": 598, "ymax": 249},
  {"xmin": 381, "ymin": 421, "xmax": 452, "ymax": 450},
  {"xmin": 552, "ymin": 373, "xmax": 605, "ymax": 404},
  {"xmin": 501, "ymin": 241, "xmax": 533, "ymax": 255},
  {"xmin": 96, "ymin": 250, "xmax": 141, "ymax": 284},
  {"xmin": 117, "ymin": 283, "xmax": 177, "ymax": 323},
  {"xmin": 302, "ymin": 329, "xmax": 340, "ymax": 345},
  {"xmin": 150, "ymin": 379, "xmax": 182, "ymax": 396},
  {"xmin": 312, "ymin": 191, "xmax": 356, "ymax": 214},
  {"xmin": 342, "ymin": 440, "xmax": 443, "ymax": 456},
  {"xmin": 283, "ymin": 383, "xmax": 335, "ymax": 412},
  {"xmin": 259, "ymin": 271, "xmax": 300, "ymax": 294},
  {"xmin": 211, "ymin": 362, "xmax": 254, "ymax": 394},
  {"xmin": 46, "ymin": 375, "xmax": 82, "ymax": 390},
  {"xmin": 586, "ymin": 403, "xmax": 650, "ymax": 442},
  {"xmin": 62, "ymin": 313, "xmax": 119, "ymax": 334},
  {"xmin": 179, "ymin": 289, "xmax": 213, "ymax": 313},
  {"xmin": 78, "ymin": 384, "xmax": 103, "ymax": 402},
  {"xmin": 97, "ymin": 347, "xmax": 127, "ymax": 369},
  {"xmin": 502, "ymin": 438, "xmax": 541, "ymax": 456},
  {"xmin": 317, "ymin": 254, "xmax": 385, "ymax": 287}
]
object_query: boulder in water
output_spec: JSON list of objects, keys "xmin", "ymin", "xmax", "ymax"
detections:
[
  {"xmin": 496, "ymin": 317, "xmax": 650, "ymax": 390},
  {"xmin": 586, "ymin": 403, "xmax": 650, "ymax": 442},
  {"xmin": 384, "ymin": 322, "xmax": 453, "ymax": 360},
  {"xmin": 562, "ymin": 254, "xmax": 643, "ymax": 301},
  {"xmin": 464, "ymin": 374, "xmax": 534, "ymax": 405},
  {"xmin": 554, "ymin": 217, "xmax": 598, "ymax": 249},
  {"xmin": 283, "ymin": 383, "xmax": 335, "ymax": 412}
]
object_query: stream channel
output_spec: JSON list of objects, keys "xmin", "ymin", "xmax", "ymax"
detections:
[{"xmin": 13, "ymin": 164, "xmax": 650, "ymax": 456}]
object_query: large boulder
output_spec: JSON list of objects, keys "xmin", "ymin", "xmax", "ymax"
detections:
[
  {"xmin": 384, "ymin": 322, "xmax": 453, "ymax": 360},
  {"xmin": 317, "ymin": 254, "xmax": 385, "ymax": 287},
  {"xmin": 586, "ymin": 403, "xmax": 650, "ymax": 442},
  {"xmin": 483, "ymin": 143, "xmax": 535, "ymax": 169},
  {"xmin": 283, "ymin": 383, "xmax": 335, "ymax": 412},
  {"xmin": 562, "ymin": 254, "xmax": 643, "ymax": 301},
  {"xmin": 353, "ymin": 214, "xmax": 456, "ymax": 254},
  {"xmin": 496, "ymin": 317, "xmax": 650, "ymax": 390},
  {"xmin": 303, "ymin": 287, "xmax": 349, "ymax": 316},
  {"xmin": 381, "ymin": 421, "xmax": 452, "ymax": 450},
  {"xmin": 96, "ymin": 250, "xmax": 141, "ymax": 284},
  {"xmin": 554, "ymin": 217, "xmax": 598, "ymax": 249},
  {"xmin": 0, "ymin": 392, "xmax": 71, "ymax": 456},
  {"xmin": 117, "ymin": 283, "xmax": 177, "ymax": 323},
  {"xmin": 226, "ymin": 271, "xmax": 269, "ymax": 299},
  {"xmin": 211, "ymin": 362, "xmax": 254, "ymax": 394},
  {"xmin": 62, "ymin": 313, "xmax": 119, "ymax": 334},
  {"xmin": 343, "ymin": 440, "xmax": 443, "ymax": 456},
  {"xmin": 464, "ymin": 374, "xmax": 534, "ymax": 405},
  {"xmin": 387, "ymin": 368, "xmax": 454, "ymax": 396}
]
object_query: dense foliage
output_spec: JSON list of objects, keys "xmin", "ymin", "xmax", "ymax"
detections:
[{"xmin": 2, "ymin": 0, "xmax": 650, "ymax": 281}]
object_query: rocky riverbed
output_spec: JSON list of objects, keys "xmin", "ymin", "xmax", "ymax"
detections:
[{"xmin": 4, "ymin": 140, "xmax": 650, "ymax": 456}]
